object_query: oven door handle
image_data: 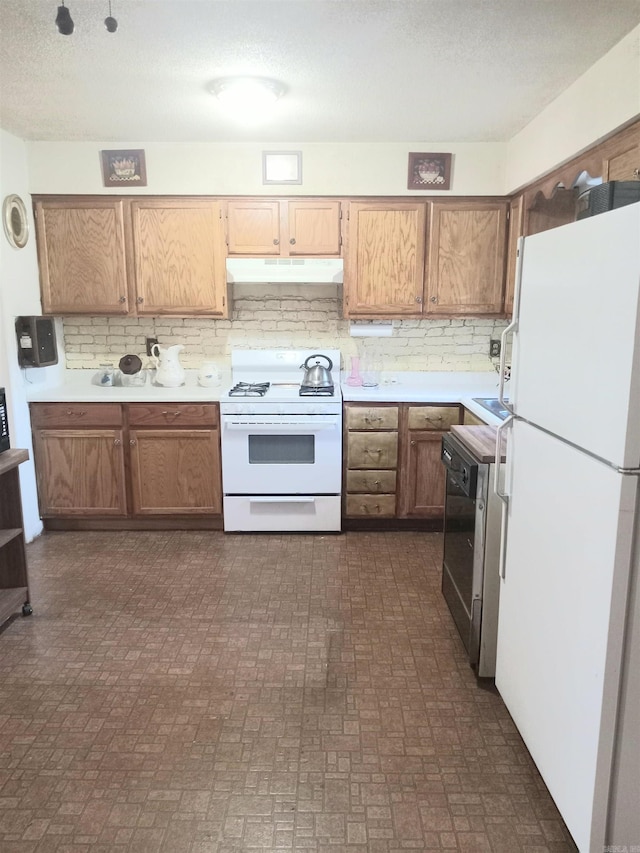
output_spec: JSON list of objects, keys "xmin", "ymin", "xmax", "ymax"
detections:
[
  {"xmin": 224, "ymin": 421, "xmax": 337, "ymax": 431},
  {"xmin": 249, "ymin": 497, "xmax": 316, "ymax": 504}
]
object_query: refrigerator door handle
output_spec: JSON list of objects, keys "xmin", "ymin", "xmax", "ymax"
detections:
[
  {"xmin": 493, "ymin": 414, "xmax": 513, "ymax": 504},
  {"xmin": 494, "ymin": 414, "xmax": 513, "ymax": 581},
  {"xmin": 499, "ymin": 237, "xmax": 525, "ymax": 412}
]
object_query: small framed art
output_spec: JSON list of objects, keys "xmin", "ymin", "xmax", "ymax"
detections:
[
  {"xmin": 407, "ymin": 152, "xmax": 452, "ymax": 190},
  {"xmin": 262, "ymin": 151, "xmax": 302, "ymax": 185},
  {"xmin": 100, "ymin": 149, "xmax": 147, "ymax": 187}
]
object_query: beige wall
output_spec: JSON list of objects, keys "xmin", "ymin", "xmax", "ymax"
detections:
[
  {"xmin": 27, "ymin": 141, "xmax": 507, "ymax": 197},
  {"xmin": 0, "ymin": 130, "xmax": 56, "ymax": 540},
  {"xmin": 505, "ymin": 25, "xmax": 640, "ymax": 192},
  {"xmin": 62, "ymin": 285, "xmax": 508, "ymax": 374}
]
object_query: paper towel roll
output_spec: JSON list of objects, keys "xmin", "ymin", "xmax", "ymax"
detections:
[{"xmin": 349, "ymin": 323, "xmax": 393, "ymax": 337}]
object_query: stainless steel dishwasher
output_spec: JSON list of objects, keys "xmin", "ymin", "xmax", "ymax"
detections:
[{"xmin": 440, "ymin": 430, "xmax": 502, "ymax": 678}]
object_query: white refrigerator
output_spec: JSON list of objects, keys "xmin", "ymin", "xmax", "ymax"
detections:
[{"xmin": 494, "ymin": 201, "xmax": 640, "ymax": 853}]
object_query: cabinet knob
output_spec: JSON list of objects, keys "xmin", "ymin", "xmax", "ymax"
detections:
[
  {"xmin": 411, "ymin": 440, "xmax": 415, "ymax": 445},
  {"xmin": 430, "ymin": 296, "xmax": 437, "ymax": 303},
  {"xmin": 289, "ymin": 238, "xmax": 296, "ymax": 245},
  {"xmin": 136, "ymin": 296, "xmax": 144, "ymax": 304},
  {"xmin": 273, "ymin": 238, "xmax": 280, "ymax": 245},
  {"xmin": 129, "ymin": 439, "xmax": 136, "ymax": 446},
  {"xmin": 114, "ymin": 438, "xmax": 122, "ymax": 446},
  {"xmin": 634, "ymin": 168, "xmax": 640, "ymax": 178},
  {"xmin": 119, "ymin": 296, "xmax": 126, "ymax": 303},
  {"xmin": 415, "ymin": 295, "xmax": 422, "ymax": 304}
]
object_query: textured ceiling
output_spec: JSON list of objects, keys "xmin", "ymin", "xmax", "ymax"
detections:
[{"xmin": 1, "ymin": 0, "xmax": 639, "ymax": 143}]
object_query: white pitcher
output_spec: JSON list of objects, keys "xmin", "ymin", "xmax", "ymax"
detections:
[{"xmin": 151, "ymin": 343, "xmax": 186, "ymax": 387}]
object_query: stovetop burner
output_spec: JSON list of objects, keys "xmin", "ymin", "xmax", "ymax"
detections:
[
  {"xmin": 300, "ymin": 384, "xmax": 334, "ymax": 397},
  {"xmin": 228, "ymin": 382, "xmax": 271, "ymax": 397}
]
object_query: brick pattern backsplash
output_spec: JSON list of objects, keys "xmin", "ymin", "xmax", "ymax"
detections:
[{"xmin": 62, "ymin": 284, "xmax": 508, "ymax": 372}]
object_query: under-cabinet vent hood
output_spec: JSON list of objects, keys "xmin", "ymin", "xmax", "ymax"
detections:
[{"xmin": 226, "ymin": 257, "xmax": 343, "ymax": 284}]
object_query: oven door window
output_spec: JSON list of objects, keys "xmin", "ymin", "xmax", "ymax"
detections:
[{"xmin": 248, "ymin": 433, "xmax": 315, "ymax": 464}]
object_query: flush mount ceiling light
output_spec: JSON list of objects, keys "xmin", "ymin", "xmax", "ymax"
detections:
[{"xmin": 208, "ymin": 76, "xmax": 286, "ymax": 122}]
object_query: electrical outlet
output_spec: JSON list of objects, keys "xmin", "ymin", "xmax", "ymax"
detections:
[
  {"xmin": 489, "ymin": 339, "xmax": 501, "ymax": 358},
  {"xmin": 145, "ymin": 337, "xmax": 158, "ymax": 356}
]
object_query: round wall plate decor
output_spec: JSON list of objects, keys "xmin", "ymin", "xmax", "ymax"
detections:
[{"xmin": 3, "ymin": 194, "xmax": 29, "ymax": 249}]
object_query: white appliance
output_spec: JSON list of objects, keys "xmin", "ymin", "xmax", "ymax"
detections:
[
  {"xmin": 494, "ymin": 202, "xmax": 640, "ymax": 852},
  {"xmin": 220, "ymin": 349, "xmax": 342, "ymax": 532},
  {"xmin": 226, "ymin": 257, "xmax": 343, "ymax": 284}
]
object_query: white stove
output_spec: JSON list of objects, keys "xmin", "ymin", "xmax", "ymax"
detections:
[{"xmin": 220, "ymin": 350, "xmax": 342, "ymax": 532}]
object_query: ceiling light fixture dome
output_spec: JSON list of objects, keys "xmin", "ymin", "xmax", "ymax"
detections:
[{"xmin": 208, "ymin": 76, "xmax": 286, "ymax": 122}]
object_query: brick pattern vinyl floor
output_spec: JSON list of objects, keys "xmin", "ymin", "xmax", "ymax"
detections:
[{"xmin": 0, "ymin": 531, "xmax": 578, "ymax": 852}]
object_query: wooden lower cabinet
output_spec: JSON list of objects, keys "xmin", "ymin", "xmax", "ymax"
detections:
[
  {"xmin": 30, "ymin": 402, "xmax": 222, "ymax": 525},
  {"xmin": 397, "ymin": 430, "xmax": 446, "ymax": 518},
  {"xmin": 343, "ymin": 402, "xmax": 461, "ymax": 523},
  {"xmin": 33, "ymin": 428, "xmax": 127, "ymax": 516},
  {"xmin": 130, "ymin": 429, "xmax": 221, "ymax": 514}
]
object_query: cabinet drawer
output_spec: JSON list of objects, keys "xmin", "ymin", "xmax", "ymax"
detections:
[
  {"xmin": 346, "ymin": 470, "xmax": 396, "ymax": 494},
  {"xmin": 346, "ymin": 494, "xmax": 396, "ymax": 517},
  {"xmin": 30, "ymin": 402, "xmax": 123, "ymax": 428},
  {"xmin": 127, "ymin": 403, "xmax": 218, "ymax": 428},
  {"xmin": 347, "ymin": 432, "xmax": 398, "ymax": 469},
  {"xmin": 407, "ymin": 405, "xmax": 460, "ymax": 430},
  {"xmin": 346, "ymin": 406, "xmax": 398, "ymax": 430}
]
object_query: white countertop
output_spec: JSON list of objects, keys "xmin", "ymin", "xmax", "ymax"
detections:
[
  {"xmin": 341, "ymin": 371, "xmax": 506, "ymax": 424},
  {"xmin": 24, "ymin": 369, "xmax": 506, "ymax": 425}
]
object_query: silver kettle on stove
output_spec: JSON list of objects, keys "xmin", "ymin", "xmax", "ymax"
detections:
[{"xmin": 300, "ymin": 353, "xmax": 333, "ymax": 388}]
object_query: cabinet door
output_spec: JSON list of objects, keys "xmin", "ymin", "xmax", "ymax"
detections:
[
  {"xmin": 344, "ymin": 202, "xmax": 426, "ymax": 317},
  {"xmin": 504, "ymin": 195, "xmax": 524, "ymax": 316},
  {"xmin": 426, "ymin": 201, "xmax": 507, "ymax": 315},
  {"xmin": 131, "ymin": 199, "xmax": 228, "ymax": 316},
  {"xmin": 34, "ymin": 198, "xmax": 130, "ymax": 315},
  {"xmin": 287, "ymin": 201, "xmax": 341, "ymax": 256},
  {"xmin": 604, "ymin": 143, "xmax": 640, "ymax": 181},
  {"xmin": 398, "ymin": 431, "xmax": 447, "ymax": 517},
  {"xmin": 33, "ymin": 429, "xmax": 127, "ymax": 516},
  {"xmin": 129, "ymin": 429, "xmax": 221, "ymax": 515},
  {"xmin": 226, "ymin": 201, "xmax": 280, "ymax": 255}
]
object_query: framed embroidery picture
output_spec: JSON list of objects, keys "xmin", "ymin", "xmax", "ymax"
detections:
[
  {"xmin": 101, "ymin": 149, "xmax": 147, "ymax": 187},
  {"xmin": 407, "ymin": 152, "xmax": 452, "ymax": 190}
]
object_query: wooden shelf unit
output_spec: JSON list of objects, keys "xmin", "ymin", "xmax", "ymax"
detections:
[{"xmin": 0, "ymin": 449, "xmax": 32, "ymax": 625}]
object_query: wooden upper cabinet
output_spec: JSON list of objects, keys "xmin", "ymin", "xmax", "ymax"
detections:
[
  {"xmin": 287, "ymin": 201, "xmax": 341, "ymax": 255},
  {"xmin": 226, "ymin": 201, "xmax": 281, "ymax": 255},
  {"xmin": 344, "ymin": 202, "xmax": 426, "ymax": 317},
  {"xmin": 34, "ymin": 198, "xmax": 130, "ymax": 315},
  {"xmin": 425, "ymin": 201, "xmax": 508, "ymax": 315},
  {"xmin": 504, "ymin": 194, "xmax": 524, "ymax": 316},
  {"xmin": 226, "ymin": 200, "xmax": 342, "ymax": 256},
  {"xmin": 603, "ymin": 142, "xmax": 640, "ymax": 181},
  {"xmin": 131, "ymin": 199, "xmax": 228, "ymax": 316}
]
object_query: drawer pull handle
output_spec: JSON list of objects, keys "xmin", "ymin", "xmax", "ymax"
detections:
[
  {"xmin": 161, "ymin": 410, "xmax": 182, "ymax": 417},
  {"xmin": 66, "ymin": 409, "xmax": 86, "ymax": 417},
  {"xmin": 425, "ymin": 414, "xmax": 443, "ymax": 421},
  {"xmin": 364, "ymin": 415, "xmax": 383, "ymax": 423}
]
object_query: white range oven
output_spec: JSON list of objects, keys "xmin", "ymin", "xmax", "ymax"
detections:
[{"xmin": 220, "ymin": 350, "xmax": 342, "ymax": 532}]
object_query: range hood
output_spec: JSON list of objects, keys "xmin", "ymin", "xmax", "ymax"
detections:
[{"xmin": 226, "ymin": 257, "xmax": 343, "ymax": 284}]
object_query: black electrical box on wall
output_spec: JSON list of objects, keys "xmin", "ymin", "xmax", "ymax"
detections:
[{"xmin": 16, "ymin": 316, "xmax": 58, "ymax": 367}]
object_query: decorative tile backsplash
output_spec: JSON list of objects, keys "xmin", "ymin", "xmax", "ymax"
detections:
[{"xmin": 62, "ymin": 284, "xmax": 508, "ymax": 372}]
